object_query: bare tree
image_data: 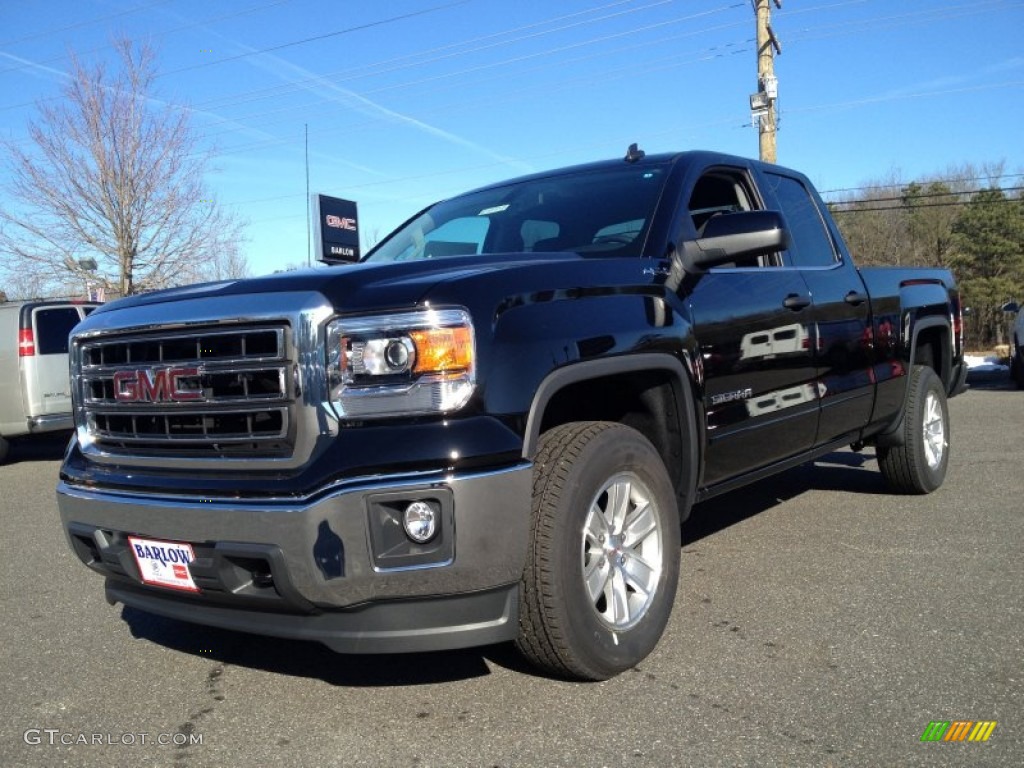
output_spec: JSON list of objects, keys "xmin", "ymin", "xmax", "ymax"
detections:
[
  {"xmin": 829, "ymin": 173, "xmax": 908, "ymax": 266},
  {"xmin": 0, "ymin": 266, "xmax": 62, "ymax": 302},
  {"xmin": 0, "ymin": 38, "xmax": 246, "ymax": 298},
  {"xmin": 830, "ymin": 162, "xmax": 1024, "ymax": 349},
  {"xmin": 204, "ymin": 240, "xmax": 251, "ymax": 282}
]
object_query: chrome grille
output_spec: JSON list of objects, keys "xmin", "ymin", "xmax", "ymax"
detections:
[{"xmin": 77, "ymin": 326, "xmax": 294, "ymax": 458}]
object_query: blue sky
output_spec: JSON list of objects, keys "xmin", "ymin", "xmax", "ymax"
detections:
[{"xmin": 1, "ymin": 0, "xmax": 1022, "ymax": 277}]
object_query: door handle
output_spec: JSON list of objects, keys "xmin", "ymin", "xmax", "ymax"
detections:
[
  {"xmin": 783, "ymin": 294, "xmax": 811, "ymax": 311},
  {"xmin": 844, "ymin": 291, "xmax": 868, "ymax": 306}
]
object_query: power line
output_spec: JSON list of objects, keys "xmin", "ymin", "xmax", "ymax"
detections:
[
  {"xmin": 359, "ymin": 4, "xmax": 748, "ymax": 100},
  {"xmin": 0, "ymin": 6, "xmax": 752, "ymax": 156},
  {"xmin": 784, "ymin": 0, "xmax": 1017, "ymax": 45},
  {"xmin": 827, "ymin": 185, "xmax": 1024, "ymax": 205},
  {"xmin": 194, "ymin": 1, "xmax": 740, "ymax": 113},
  {"xmin": 0, "ymin": 0, "xmax": 1010, "ymax": 131},
  {"xmin": 209, "ymin": 63, "xmax": 1019, "ymax": 167},
  {"xmin": 157, "ymin": 0, "xmax": 475, "ymax": 78},
  {"xmin": 831, "ymin": 196, "xmax": 1024, "ymax": 214},
  {"xmin": 820, "ymin": 173, "xmax": 1024, "ymax": 196},
  {"xmin": 203, "ymin": 39, "xmax": 754, "ymax": 159},
  {"xmin": 0, "ymin": 0, "xmax": 705, "ymax": 119},
  {"xmin": 195, "ymin": 32, "xmax": 753, "ymax": 142},
  {"xmin": 194, "ymin": 0, "xmax": 672, "ymax": 110},
  {"xmin": 775, "ymin": 0, "xmax": 872, "ymax": 17},
  {"xmin": 176, "ymin": 5, "xmax": 753, "ymax": 151},
  {"xmin": 0, "ymin": 0, "xmax": 175, "ymax": 47},
  {"xmin": 184, "ymin": 1, "xmax": 1006, "ymax": 146},
  {"xmin": 0, "ymin": 0, "xmax": 296, "ymax": 77}
]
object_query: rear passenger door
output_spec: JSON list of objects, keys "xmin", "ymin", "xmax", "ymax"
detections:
[
  {"xmin": 757, "ymin": 170, "xmax": 874, "ymax": 444},
  {"xmin": 677, "ymin": 165, "xmax": 819, "ymax": 486}
]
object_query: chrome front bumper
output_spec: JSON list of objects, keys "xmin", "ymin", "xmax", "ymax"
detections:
[{"xmin": 57, "ymin": 463, "xmax": 531, "ymax": 652}]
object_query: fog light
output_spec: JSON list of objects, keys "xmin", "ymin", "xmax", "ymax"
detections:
[{"xmin": 403, "ymin": 501, "xmax": 437, "ymax": 543}]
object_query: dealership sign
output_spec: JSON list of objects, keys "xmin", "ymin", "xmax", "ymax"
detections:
[{"xmin": 313, "ymin": 194, "xmax": 361, "ymax": 264}]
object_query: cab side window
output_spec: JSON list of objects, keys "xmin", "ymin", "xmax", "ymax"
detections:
[
  {"xmin": 762, "ymin": 173, "xmax": 838, "ymax": 268},
  {"xmin": 689, "ymin": 170, "xmax": 778, "ymax": 267}
]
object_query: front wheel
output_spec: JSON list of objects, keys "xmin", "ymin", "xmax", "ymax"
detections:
[
  {"xmin": 878, "ymin": 365, "xmax": 950, "ymax": 494},
  {"xmin": 516, "ymin": 422, "xmax": 681, "ymax": 681}
]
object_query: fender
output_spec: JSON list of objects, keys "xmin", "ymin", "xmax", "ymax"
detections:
[{"xmin": 522, "ymin": 353, "xmax": 700, "ymax": 520}]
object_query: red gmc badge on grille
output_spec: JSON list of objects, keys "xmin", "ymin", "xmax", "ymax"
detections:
[{"xmin": 113, "ymin": 367, "xmax": 202, "ymax": 403}]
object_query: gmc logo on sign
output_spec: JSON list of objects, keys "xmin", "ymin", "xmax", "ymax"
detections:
[
  {"xmin": 325, "ymin": 215, "xmax": 357, "ymax": 231},
  {"xmin": 113, "ymin": 367, "xmax": 202, "ymax": 403}
]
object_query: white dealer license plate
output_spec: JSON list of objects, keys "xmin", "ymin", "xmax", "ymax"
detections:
[{"xmin": 127, "ymin": 536, "xmax": 199, "ymax": 593}]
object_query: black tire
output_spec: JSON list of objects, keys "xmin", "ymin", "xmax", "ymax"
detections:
[
  {"xmin": 0, "ymin": 436, "xmax": 8, "ymax": 464},
  {"xmin": 516, "ymin": 421, "xmax": 681, "ymax": 681},
  {"xmin": 877, "ymin": 365, "xmax": 950, "ymax": 494}
]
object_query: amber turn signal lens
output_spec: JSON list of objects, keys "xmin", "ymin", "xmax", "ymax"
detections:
[{"xmin": 409, "ymin": 326, "xmax": 473, "ymax": 374}]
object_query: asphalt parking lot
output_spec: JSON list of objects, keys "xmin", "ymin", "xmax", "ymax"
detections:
[{"xmin": 1, "ymin": 375, "xmax": 1020, "ymax": 768}]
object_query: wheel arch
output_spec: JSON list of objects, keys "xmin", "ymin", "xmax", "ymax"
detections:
[
  {"xmin": 908, "ymin": 316, "xmax": 952, "ymax": 388},
  {"xmin": 522, "ymin": 354, "xmax": 699, "ymax": 520}
]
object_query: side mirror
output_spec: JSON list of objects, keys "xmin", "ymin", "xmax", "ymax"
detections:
[
  {"xmin": 681, "ymin": 210, "xmax": 791, "ymax": 271},
  {"xmin": 1001, "ymin": 301, "xmax": 1020, "ymax": 313}
]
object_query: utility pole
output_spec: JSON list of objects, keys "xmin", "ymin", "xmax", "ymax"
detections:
[{"xmin": 752, "ymin": 0, "xmax": 782, "ymax": 163}]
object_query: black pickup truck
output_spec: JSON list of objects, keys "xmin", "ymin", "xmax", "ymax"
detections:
[{"xmin": 58, "ymin": 149, "xmax": 966, "ymax": 680}]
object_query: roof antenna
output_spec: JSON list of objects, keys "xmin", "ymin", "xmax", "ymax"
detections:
[{"xmin": 624, "ymin": 143, "xmax": 645, "ymax": 163}]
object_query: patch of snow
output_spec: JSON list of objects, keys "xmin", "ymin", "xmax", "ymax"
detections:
[{"xmin": 964, "ymin": 355, "xmax": 1009, "ymax": 373}]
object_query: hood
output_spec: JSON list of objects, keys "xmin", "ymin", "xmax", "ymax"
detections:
[{"xmin": 95, "ymin": 252, "xmax": 585, "ymax": 315}]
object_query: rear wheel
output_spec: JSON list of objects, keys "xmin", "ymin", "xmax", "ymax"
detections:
[
  {"xmin": 516, "ymin": 422, "xmax": 680, "ymax": 681},
  {"xmin": 878, "ymin": 365, "xmax": 950, "ymax": 493}
]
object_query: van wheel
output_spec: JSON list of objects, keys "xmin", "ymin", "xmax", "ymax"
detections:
[
  {"xmin": 0, "ymin": 436, "xmax": 9, "ymax": 464},
  {"xmin": 516, "ymin": 422, "xmax": 680, "ymax": 681},
  {"xmin": 878, "ymin": 365, "xmax": 949, "ymax": 493}
]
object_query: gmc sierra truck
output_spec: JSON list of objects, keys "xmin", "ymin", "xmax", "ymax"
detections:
[{"xmin": 58, "ymin": 149, "xmax": 967, "ymax": 680}]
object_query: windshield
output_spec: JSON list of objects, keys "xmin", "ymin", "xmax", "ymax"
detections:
[{"xmin": 365, "ymin": 163, "xmax": 669, "ymax": 263}]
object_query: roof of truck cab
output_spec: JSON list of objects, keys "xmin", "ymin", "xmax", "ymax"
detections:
[{"xmin": 455, "ymin": 150, "xmax": 792, "ymax": 197}]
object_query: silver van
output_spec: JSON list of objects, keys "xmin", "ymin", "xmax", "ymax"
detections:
[{"xmin": 0, "ymin": 300, "xmax": 99, "ymax": 462}]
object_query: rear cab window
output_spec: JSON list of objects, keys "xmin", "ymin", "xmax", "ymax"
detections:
[{"xmin": 760, "ymin": 172, "xmax": 839, "ymax": 268}]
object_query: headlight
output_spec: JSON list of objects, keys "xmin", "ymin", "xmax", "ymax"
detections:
[{"xmin": 325, "ymin": 308, "xmax": 475, "ymax": 418}]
